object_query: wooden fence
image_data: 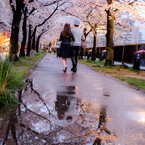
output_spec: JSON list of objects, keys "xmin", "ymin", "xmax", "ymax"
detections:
[{"xmin": 84, "ymin": 43, "xmax": 145, "ymax": 66}]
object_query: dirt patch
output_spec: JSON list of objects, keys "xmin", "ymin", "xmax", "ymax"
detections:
[{"xmin": 121, "ymin": 74, "xmax": 145, "ymax": 80}]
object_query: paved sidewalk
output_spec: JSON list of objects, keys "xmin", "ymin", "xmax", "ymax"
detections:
[
  {"xmin": 29, "ymin": 54, "xmax": 145, "ymax": 144},
  {"xmin": 1, "ymin": 53, "xmax": 145, "ymax": 145}
]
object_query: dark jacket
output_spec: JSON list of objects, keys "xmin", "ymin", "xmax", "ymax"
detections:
[{"xmin": 59, "ymin": 32, "xmax": 75, "ymax": 45}]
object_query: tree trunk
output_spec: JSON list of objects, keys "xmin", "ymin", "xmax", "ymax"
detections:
[
  {"xmin": 91, "ymin": 31, "xmax": 97, "ymax": 61},
  {"xmin": 36, "ymin": 30, "xmax": 47, "ymax": 52},
  {"xmin": 27, "ymin": 24, "xmax": 32, "ymax": 56},
  {"xmin": 9, "ymin": 1, "xmax": 25, "ymax": 61},
  {"xmin": 32, "ymin": 5, "xmax": 59, "ymax": 52},
  {"xmin": 10, "ymin": 12, "xmax": 22, "ymax": 60},
  {"xmin": 20, "ymin": 7, "xmax": 27, "ymax": 57},
  {"xmin": 105, "ymin": 8, "xmax": 114, "ymax": 66},
  {"xmin": 32, "ymin": 26, "xmax": 37, "ymax": 50},
  {"xmin": 36, "ymin": 35, "xmax": 41, "ymax": 53}
]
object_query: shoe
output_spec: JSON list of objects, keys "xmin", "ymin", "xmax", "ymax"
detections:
[
  {"xmin": 73, "ymin": 68, "xmax": 77, "ymax": 72},
  {"xmin": 71, "ymin": 68, "xmax": 77, "ymax": 72},
  {"xmin": 63, "ymin": 67, "xmax": 67, "ymax": 73}
]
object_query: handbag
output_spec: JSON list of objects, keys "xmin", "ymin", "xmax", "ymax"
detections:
[{"xmin": 81, "ymin": 41, "xmax": 87, "ymax": 48}]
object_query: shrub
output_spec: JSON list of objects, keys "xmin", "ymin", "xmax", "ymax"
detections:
[{"xmin": 0, "ymin": 57, "xmax": 17, "ymax": 107}]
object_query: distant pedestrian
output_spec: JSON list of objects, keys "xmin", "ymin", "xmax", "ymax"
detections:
[
  {"xmin": 56, "ymin": 41, "xmax": 61, "ymax": 58},
  {"xmin": 71, "ymin": 20, "xmax": 85, "ymax": 72},
  {"xmin": 46, "ymin": 47, "xmax": 48, "ymax": 53},
  {"xmin": 59, "ymin": 23, "xmax": 75, "ymax": 72},
  {"xmin": 48, "ymin": 42, "xmax": 52, "ymax": 53},
  {"xmin": 79, "ymin": 28, "xmax": 87, "ymax": 59}
]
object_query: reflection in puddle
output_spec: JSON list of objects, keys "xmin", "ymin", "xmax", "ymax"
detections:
[
  {"xmin": 0, "ymin": 80, "xmax": 116, "ymax": 145},
  {"xmin": 55, "ymin": 86, "xmax": 80, "ymax": 125},
  {"xmin": 127, "ymin": 112, "xmax": 145, "ymax": 123}
]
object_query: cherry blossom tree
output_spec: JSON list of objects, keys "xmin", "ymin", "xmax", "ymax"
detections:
[
  {"xmin": 1, "ymin": 0, "xmax": 145, "ymax": 62},
  {"xmin": 104, "ymin": 0, "xmax": 145, "ymax": 66},
  {"xmin": 20, "ymin": 6, "xmax": 36, "ymax": 56},
  {"xmin": 63, "ymin": 0, "xmax": 107, "ymax": 61},
  {"xmin": 20, "ymin": 0, "xmax": 64, "ymax": 56},
  {"xmin": 27, "ymin": 23, "xmax": 32, "ymax": 56},
  {"xmin": 84, "ymin": 9, "xmax": 106, "ymax": 61},
  {"xmin": 27, "ymin": 0, "xmax": 68, "ymax": 54},
  {"xmin": 1, "ymin": 0, "xmax": 70, "ymax": 59},
  {"xmin": 67, "ymin": 0, "xmax": 145, "ymax": 65},
  {"xmin": 8, "ymin": 0, "xmax": 27, "ymax": 60},
  {"xmin": 31, "ymin": 5, "xmax": 59, "ymax": 52}
]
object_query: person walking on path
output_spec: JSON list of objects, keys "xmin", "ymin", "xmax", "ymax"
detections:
[
  {"xmin": 71, "ymin": 20, "xmax": 85, "ymax": 72},
  {"xmin": 59, "ymin": 23, "xmax": 75, "ymax": 72},
  {"xmin": 79, "ymin": 28, "xmax": 87, "ymax": 59}
]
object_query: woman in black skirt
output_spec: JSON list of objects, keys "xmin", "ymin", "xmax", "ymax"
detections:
[{"xmin": 59, "ymin": 23, "xmax": 75, "ymax": 72}]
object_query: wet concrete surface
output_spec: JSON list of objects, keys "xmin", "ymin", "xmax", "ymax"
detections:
[{"xmin": 0, "ymin": 54, "xmax": 145, "ymax": 145}]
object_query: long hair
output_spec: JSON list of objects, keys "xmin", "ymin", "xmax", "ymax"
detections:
[{"xmin": 62, "ymin": 23, "xmax": 71, "ymax": 38}]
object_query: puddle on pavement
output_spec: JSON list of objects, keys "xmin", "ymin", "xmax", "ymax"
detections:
[
  {"xmin": 0, "ymin": 79, "xmax": 116, "ymax": 145},
  {"xmin": 127, "ymin": 111, "xmax": 145, "ymax": 123}
]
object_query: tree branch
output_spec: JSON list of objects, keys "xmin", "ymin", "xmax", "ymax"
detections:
[
  {"xmin": 86, "ymin": 29, "xmax": 92, "ymax": 38},
  {"xmin": 38, "ymin": 3, "xmax": 59, "ymax": 27},
  {"xmin": 129, "ymin": 0, "xmax": 137, "ymax": 5},
  {"xmin": 114, "ymin": 9, "xmax": 119, "ymax": 13},
  {"xmin": 42, "ymin": 0, "xmax": 62, "ymax": 7},
  {"xmin": 9, "ymin": 0, "xmax": 15, "ymax": 13},
  {"xmin": 61, "ymin": 9, "xmax": 84, "ymax": 22},
  {"xmin": 28, "ymin": 7, "xmax": 36, "ymax": 17}
]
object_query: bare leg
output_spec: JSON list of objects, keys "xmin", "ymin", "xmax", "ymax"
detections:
[
  {"xmin": 64, "ymin": 58, "xmax": 67, "ymax": 68},
  {"xmin": 61, "ymin": 57, "xmax": 66, "ymax": 69},
  {"xmin": 63, "ymin": 58, "xmax": 67, "ymax": 72}
]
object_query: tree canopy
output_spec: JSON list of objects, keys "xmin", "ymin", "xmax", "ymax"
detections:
[{"xmin": 0, "ymin": 0, "xmax": 144, "ymax": 62}]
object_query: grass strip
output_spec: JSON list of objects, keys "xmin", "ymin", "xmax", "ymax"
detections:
[
  {"xmin": 115, "ymin": 76, "xmax": 145, "ymax": 90},
  {"xmin": 0, "ymin": 51, "xmax": 46, "ymax": 107},
  {"xmin": 13, "ymin": 52, "xmax": 46, "ymax": 85}
]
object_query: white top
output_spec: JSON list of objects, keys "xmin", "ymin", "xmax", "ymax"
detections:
[{"xmin": 71, "ymin": 27, "xmax": 85, "ymax": 46}]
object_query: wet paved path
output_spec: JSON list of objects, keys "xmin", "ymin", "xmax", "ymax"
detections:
[{"xmin": 1, "ymin": 54, "xmax": 145, "ymax": 145}]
